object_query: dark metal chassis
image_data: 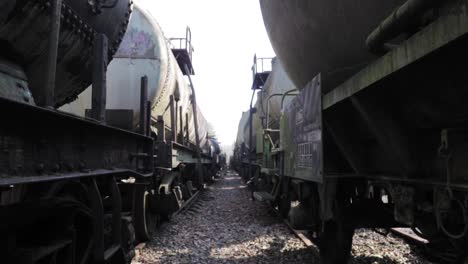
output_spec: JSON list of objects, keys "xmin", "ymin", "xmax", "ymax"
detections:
[
  {"xmin": 236, "ymin": 1, "xmax": 468, "ymax": 262},
  {"xmin": 0, "ymin": 1, "xmax": 219, "ymax": 263},
  {"xmin": 0, "ymin": 95, "xmax": 154, "ymax": 185},
  {"xmin": 0, "ymin": 91, "xmax": 216, "ymax": 263},
  {"xmin": 0, "ymin": 94, "xmax": 156, "ymax": 263}
]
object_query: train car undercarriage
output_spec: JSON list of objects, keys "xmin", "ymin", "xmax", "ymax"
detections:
[{"xmin": 236, "ymin": 1, "xmax": 468, "ymax": 263}]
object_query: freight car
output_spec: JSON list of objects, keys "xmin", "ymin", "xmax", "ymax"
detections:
[
  {"xmin": 236, "ymin": 0, "xmax": 468, "ymax": 263},
  {"xmin": 0, "ymin": 1, "xmax": 221, "ymax": 263}
]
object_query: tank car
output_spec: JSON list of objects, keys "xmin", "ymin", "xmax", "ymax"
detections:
[
  {"xmin": 234, "ymin": 58, "xmax": 296, "ymax": 179},
  {"xmin": 259, "ymin": 0, "xmax": 405, "ymax": 91},
  {"xmin": 0, "ymin": 1, "xmax": 221, "ymax": 263},
  {"xmin": 233, "ymin": 111, "xmax": 250, "ymax": 172},
  {"xmin": 60, "ymin": 5, "xmax": 210, "ymax": 152},
  {"xmin": 241, "ymin": 0, "xmax": 468, "ymax": 263},
  {"xmin": 60, "ymin": 3, "xmax": 219, "ymax": 197}
]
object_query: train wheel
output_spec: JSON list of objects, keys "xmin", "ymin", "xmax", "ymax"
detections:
[
  {"xmin": 316, "ymin": 195, "xmax": 354, "ymax": 264},
  {"xmin": 134, "ymin": 190, "xmax": 158, "ymax": 242},
  {"xmin": 13, "ymin": 235, "xmax": 78, "ymax": 264},
  {"xmin": 277, "ymin": 178, "xmax": 291, "ymax": 219},
  {"xmin": 45, "ymin": 181, "xmax": 94, "ymax": 264},
  {"xmin": 318, "ymin": 219, "xmax": 354, "ymax": 264},
  {"xmin": 278, "ymin": 194, "xmax": 291, "ymax": 219}
]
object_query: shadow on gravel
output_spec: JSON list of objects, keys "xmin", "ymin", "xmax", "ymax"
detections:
[
  {"xmin": 350, "ymin": 256, "xmax": 402, "ymax": 264},
  {"xmin": 150, "ymin": 239, "xmax": 320, "ymax": 264}
]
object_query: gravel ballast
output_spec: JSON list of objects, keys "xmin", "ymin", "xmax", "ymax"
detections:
[{"xmin": 132, "ymin": 171, "xmax": 432, "ymax": 264}]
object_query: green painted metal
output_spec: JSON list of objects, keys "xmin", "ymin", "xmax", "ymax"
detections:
[
  {"xmin": 280, "ymin": 110, "xmax": 295, "ymax": 177},
  {"xmin": 280, "ymin": 75, "xmax": 323, "ymax": 182}
]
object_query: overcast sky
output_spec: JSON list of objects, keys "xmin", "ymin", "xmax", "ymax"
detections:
[{"xmin": 137, "ymin": 0, "xmax": 275, "ymax": 153}]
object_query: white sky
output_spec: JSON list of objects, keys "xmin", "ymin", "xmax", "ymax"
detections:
[{"xmin": 137, "ymin": 0, "xmax": 275, "ymax": 152}]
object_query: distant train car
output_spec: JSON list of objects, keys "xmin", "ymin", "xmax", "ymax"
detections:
[
  {"xmin": 238, "ymin": 1, "xmax": 468, "ymax": 263},
  {"xmin": 234, "ymin": 57, "xmax": 295, "ymax": 170}
]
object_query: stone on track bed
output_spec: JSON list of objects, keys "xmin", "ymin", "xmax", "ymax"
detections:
[{"xmin": 132, "ymin": 171, "xmax": 432, "ymax": 264}]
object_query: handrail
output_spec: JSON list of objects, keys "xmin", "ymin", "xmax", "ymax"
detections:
[
  {"xmin": 185, "ymin": 26, "xmax": 193, "ymax": 60},
  {"xmin": 265, "ymin": 93, "xmax": 284, "ymax": 130},
  {"xmin": 169, "ymin": 27, "xmax": 194, "ymax": 61},
  {"xmin": 252, "ymin": 54, "xmax": 273, "ymax": 81},
  {"xmin": 281, "ymin": 89, "xmax": 299, "ymax": 110}
]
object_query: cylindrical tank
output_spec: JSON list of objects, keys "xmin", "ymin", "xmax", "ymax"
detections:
[
  {"xmin": 0, "ymin": 0, "xmax": 132, "ymax": 106},
  {"xmin": 235, "ymin": 59, "xmax": 297, "ymax": 154},
  {"xmin": 256, "ymin": 58, "xmax": 296, "ymax": 129},
  {"xmin": 60, "ymin": 3, "xmax": 209, "ymax": 151},
  {"xmin": 188, "ymin": 104, "xmax": 209, "ymax": 152},
  {"xmin": 237, "ymin": 58, "xmax": 297, "ymax": 153},
  {"xmin": 236, "ymin": 111, "xmax": 250, "ymax": 147},
  {"xmin": 259, "ymin": 0, "xmax": 405, "ymax": 91},
  {"xmin": 241, "ymin": 91, "xmax": 263, "ymax": 152}
]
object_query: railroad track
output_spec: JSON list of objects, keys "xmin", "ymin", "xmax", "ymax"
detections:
[
  {"xmin": 133, "ymin": 187, "xmax": 209, "ymax": 254},
  {"xmin": 273, "ymin": 209, "xmax": 431, "ymax": 251},
  {"xmin": 390, "ymin": 228, "xmax": 429, "ymax": 245},
  {"xmin": 280, "ymin": 221, "xmax": 452, "ymax": 263},
  {"xmin": 284, "ymin": 225, "xmax": 431, "ymax": 251},
  {"xmin": 268, "ymin": 207, "xmax": 316, "ymax": 249},
  {"xmin": 282, "ymin": 218, "xmax": 315, "ymax": 248},
  {"xmin": 390, "ymin": 228, "xmax": 468, "ymax": 263},
  {"xmin": 175, "ymin": 190, "xmax": 201, "ymax": 216},
  {"xmin": 175, "ymin": 183, "xmax": 217, "ymax": 218}
]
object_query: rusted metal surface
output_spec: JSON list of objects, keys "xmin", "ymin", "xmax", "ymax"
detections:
[{"xmin": 0, "ymin": 0, "xmax": 132, "ymax": 106}]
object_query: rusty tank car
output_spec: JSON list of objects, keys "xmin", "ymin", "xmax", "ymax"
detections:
[
  {"xmin": 236, "ymin": 0, "xmax": 468, "ymax": 263},
  {"xmin": 0, "ymin": 1, "xmax": 222, "ymax": 263}
]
